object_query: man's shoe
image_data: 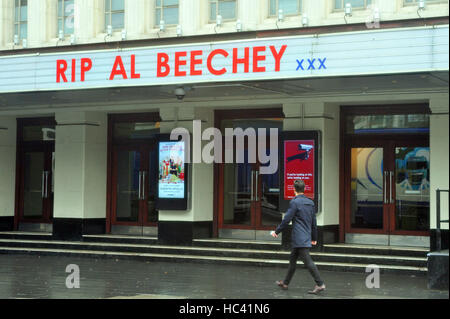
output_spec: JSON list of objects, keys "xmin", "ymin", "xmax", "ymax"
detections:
[
  {"xmin": 276, "ymin": 280, "xmax": 288, "ymax": 290},
  {"xmin": 308, "ymin": 284, "xmax": 326, "ymax": 294}
]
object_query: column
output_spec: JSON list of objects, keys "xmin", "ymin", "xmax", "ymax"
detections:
[
  {"xmin": 125, "ymin": 0, "xmax": 146, "ymax": 39},
  {"xmin": 179, "ymin": 0, "xmax": 202, "ymax": 36},
  {"xmin": 53, "ymin": 111, "xmax": 107, "ymax": 240},
  {"xmin": 429, "ymin": 94, "xmax": 449, "ymax": 250},
  {"xmin": 0, "ymin": 116, "xmax": 16, "ymax": 231},
  {"xmin": 0, "ymin": 0, "xmax": 14, "ymax": 48},
  {"xmin": 282, "ymin": 102, "xmax": 340, "ymax": 247},
  {"xmin": 237, "ymin": 0, "xmax": 261, "ymax": 31},
  {"xmin": 74, "ymin": 0, "xmax": 103, "ymax": 43},
  {"xmin": 27, "ymin": 0, "xmax": 50, "ymax": 47},
  {"xmin": 158, "ymin": 106, "xmax": 214, "ymax": 245}
]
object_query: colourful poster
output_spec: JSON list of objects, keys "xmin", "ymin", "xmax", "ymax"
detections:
[
  {"xmin": 284, "ymin": 140, "xmax": 315, "ymax": 200},
  {"xmin": 158, "ymin": 141, "xmax": 185, "ymax": 199}
]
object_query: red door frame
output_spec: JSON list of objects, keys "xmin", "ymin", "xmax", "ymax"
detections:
[
  {"xmin": 14, "ymin": 117, "xmax": 56, "ymax": 230},
  {"xmin": 110, "ymin": 142, "xmax": 158, "ymax": 227},
  {"xmin": 106, "ymin": 113, "xmax": 161, "ymax": 233},
  {"xmin": 339, "ymin": 104, "xmax": 431, "ymax": 242},
  {"xmin": 213, "ymin": 108, "xmax": 284, "ymax": 236}
]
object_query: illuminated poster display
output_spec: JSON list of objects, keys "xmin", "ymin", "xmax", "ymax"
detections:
[
  {"xmin": 284, "ymin": 140, "xmax": 315, "ymax": 200},
  {"xmin": 280, "ymin": 131, "xmax": 320, "ymax": 213},
  {"xmin": 157, "ymin": 137, "xmax": 188, "ymax": 210},
  {"xmin": 158, "ymin": 141, "xmax": 185, "ymax": 198}
]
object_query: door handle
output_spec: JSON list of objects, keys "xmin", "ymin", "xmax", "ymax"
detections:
[
  {"xmin": 250, "ymin": 171, "xmax": 254, "ymax": 201},
  {"xmin": 390, "ymin": 171, "xmax": 394, "ymax": 204},
  {"xmin": 384, "ymin": 171, "xmax": 388, "ymax": 204},
  {"xmin": 255, "ymin": 171, "xmax": 259, "ymax": 202},
  {"xmin": 42, "ymin": 171, "xmax": 45, "ymax": 199},
  {"xmin": 44, "ymin": 171, "xmax": 49, "ymax": 199},
  {"xmin": 138, "ymin": 171, "xmax": 142, "ymax": 200},
  {"xmin": 142, "ymin": 171, "xmax": 147, "ymax": 200}
]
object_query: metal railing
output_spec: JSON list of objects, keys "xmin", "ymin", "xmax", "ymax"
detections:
[{"xmin": 436, "ymin": 189, "xmax": 449, "ymax": 252}]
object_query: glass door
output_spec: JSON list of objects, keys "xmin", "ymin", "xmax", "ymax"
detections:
[
  {"xmin": 345, "ymin": 141, "xmax": 430, "ymax": 239},
  {"xmin": 113, "ymin": 147, "xmax": 141, "ymax": 224},
  {"xmin": 108, "ymin": 113, "xmax": 161, "ymax": 235},
  {"xmin": 112, "ymin": 143, "xmax": 158, "ymax": 230},
  {"xmin": 217, "ymin": 114, "xmax": 284, "ymax": 232},
  {"xmin": 347, "ymin": 146, "xmax": 387, "ymax": 233},
  {"xmin": 17, "ymin": 119, "xmax": 55, "ymax": 226},
  {"xmin": 391, "ymin": 144, "xmax": 430, "ymax": 235}
]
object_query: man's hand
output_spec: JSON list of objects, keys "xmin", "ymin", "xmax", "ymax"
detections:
[
  {"xmin": 311, "ymin": 241, "xmax": 317, "ymax": 246},
  {"xmin": 270, "ymin": 231, "xmax": 278, "ymax": 238}
]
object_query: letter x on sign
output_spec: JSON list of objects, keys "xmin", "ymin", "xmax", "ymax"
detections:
[{"xmin": 296, "ymin": 58, "xmax": 326, "ymax": 71}]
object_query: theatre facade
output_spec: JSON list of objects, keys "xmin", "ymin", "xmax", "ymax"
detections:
[{"xmin": 0, "ymin": 18, "xmax": 448, "ymax": 250}]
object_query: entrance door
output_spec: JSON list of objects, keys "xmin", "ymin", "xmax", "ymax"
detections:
[
  {"xmin": 111, "ymin": 143, "xmax": 158, "ymax": 235},
  {"xmin": 16, "ymin": 118, "xmax": 55, "ymax": 231},
  {"xmin": 342, "ymin": 106, "xmax": 430, "ymax": 246},
  {"xmin": 220, "ymin": 161, "xmax": 281, "ymax": 234},
  {"xmin": 215, "ymin": 109, "xmax": 283, "ymax": 239},
  {"xmin": 108, "ymin": 113, "xmax": 161, "ymax": 236}
]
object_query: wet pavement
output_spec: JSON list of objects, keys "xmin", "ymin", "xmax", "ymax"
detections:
[{"xmin": 0, "ymin": 254, "xmax": 447, "ymax": 299}]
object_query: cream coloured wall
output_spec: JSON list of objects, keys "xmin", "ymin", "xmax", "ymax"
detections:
[
  {"xmin": 158, "ymin": 106, "xmax": 215, "ymax": 222},
  {"xmin": 0, "ymin": 0, "xmax": 448, "ymax": 50},
  {"xmin": 0, "ymin": 116, "xmax": 16, "ymax": 218},
  {"xmin": 429, "ymin": 94, "xmax": 449, "ymax": 230},
  {"xmin": 282, "ymin": 101, "xmax": 340, "ymax": 227},
  {"xmin": 53, "ymin": 111, "xmax": 107, "ymax": 219}
]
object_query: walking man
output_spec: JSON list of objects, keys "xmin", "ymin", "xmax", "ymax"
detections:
[{"xmin": 271, "ymin": 180, "xmax": 326, "ymax": 294}]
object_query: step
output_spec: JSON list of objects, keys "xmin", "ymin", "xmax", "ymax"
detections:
[
  {"xmin": 0, "ymin": 231, "xmax": 52, "ymax": 241},
  {"xmin": 82, "ymin": 234, "xmax": 158, "ymax": 245},
  {"xmin": 323, "ymin": 243, "xmax": 429, "ymax": 258},
  {"xmin": 0, "ymin": 246, "xmax": 427, "ymax": 276},
  {"xmin": 192, "ymin": 238, "xmax": 284, "ymax": 250},
  {"xmin": 0, "ymin": 239, "xmax": 428, "ymax": 269}
]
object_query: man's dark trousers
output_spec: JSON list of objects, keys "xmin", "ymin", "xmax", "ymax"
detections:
[{"xmin": 284, "ymin": 247, "xmax": 323, "ymax": 286}]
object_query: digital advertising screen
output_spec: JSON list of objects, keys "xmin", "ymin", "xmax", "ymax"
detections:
[
  {"xmin": 284, "ymin": 140, "xmax": 315, "ymax": 201},
  {"xmin": 158, "ymin": 141, "xmax": 185, "ymax": 199},
  {"xmin": 280, "ymin": 131, "xmax": 321, "ymax": 213},
  {"xmin": 156, "ymin": 136, "xmax": 189, "ymax": 210}
]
